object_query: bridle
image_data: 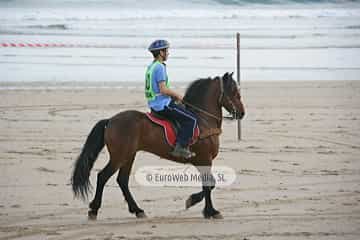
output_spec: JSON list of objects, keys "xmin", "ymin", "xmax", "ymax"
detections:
[
  {"xmin": 183, "ymin": 77, "xmax": 239, "ymax": 123},
  {"xmin": 219, "ymin": 76, "xmax": 243, "ymax": 120}
]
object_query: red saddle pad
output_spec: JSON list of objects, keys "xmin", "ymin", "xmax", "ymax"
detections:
[{"xmin": 146, "ymin": 112, "xmax": 200, "ymax": 147}]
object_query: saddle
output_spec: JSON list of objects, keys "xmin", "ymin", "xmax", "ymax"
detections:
[{"xmin": 146, "ymin": 111, "xmax": 200, "ymax": 147}]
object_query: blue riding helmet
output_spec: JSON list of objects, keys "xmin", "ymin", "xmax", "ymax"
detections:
[{"xmin": 148, "ymin": 39, "xmax": 170, "ymax": 52}]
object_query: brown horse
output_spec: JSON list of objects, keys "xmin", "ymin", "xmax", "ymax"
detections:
[{"xmin": 71, "ymin": 72, "xmax": 245, "ymax": 219}]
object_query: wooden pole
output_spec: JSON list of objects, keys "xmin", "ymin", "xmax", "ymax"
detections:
[{"xmin": 236, "ymin": 32, "xmax": 241, "ymax": 141}]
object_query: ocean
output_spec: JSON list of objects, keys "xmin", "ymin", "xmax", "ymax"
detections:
[{"xmin": 1, "ymin": 0, "xmax": 360, "ymax": 86}]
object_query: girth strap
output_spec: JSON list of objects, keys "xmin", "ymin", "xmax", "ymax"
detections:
[{"xmin": 199, "ymin": 128, "xmax": 222, "ymax": 139}]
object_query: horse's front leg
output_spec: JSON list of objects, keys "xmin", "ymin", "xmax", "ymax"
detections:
[
  {"xmin": 185, "ymin": 185, "xmax": 216, "ymax": 209},
  {"xmin": 198, "ymin": 166, "xmax": 223, "ymax": 219},
  {"xmin": 185, "ymin": 190, "xmax": 204, "ymax": 209}
]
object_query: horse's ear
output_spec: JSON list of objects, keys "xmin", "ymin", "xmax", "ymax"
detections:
[
  {"xmin": 223, "ymin": 72, "xmax": 229, "ymax": 79},
  {"xmin": 230, "ymin": 72, "xmax": 234, "ymax": 78}
]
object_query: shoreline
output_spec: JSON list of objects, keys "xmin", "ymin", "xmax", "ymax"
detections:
[{"xmin": 1, "ymin": 79, "xmax": 359, "ymax": 90}]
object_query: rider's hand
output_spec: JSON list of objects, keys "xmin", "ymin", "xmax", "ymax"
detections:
[{"xmin": 175, "ymin": 94, "xmax": 183, "ymax": 102}]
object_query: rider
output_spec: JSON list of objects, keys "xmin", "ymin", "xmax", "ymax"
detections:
[{"xmin": 145, "ymin": 39, "xmax": 197, "ymax": 159}]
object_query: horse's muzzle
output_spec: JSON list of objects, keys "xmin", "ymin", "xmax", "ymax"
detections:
[{"xmin": 234, "ymin": 111, "xmax": 245, "ymax": 120}]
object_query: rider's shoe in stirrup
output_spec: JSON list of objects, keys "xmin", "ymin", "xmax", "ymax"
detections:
[{"xmin": 170, "ymin": 144, "xmax": 194, "ymax": 159}]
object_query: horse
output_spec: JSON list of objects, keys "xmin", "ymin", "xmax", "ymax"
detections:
[{"xmin": 71, "ymin": 72, "xmax": 245, "ymax": 219}]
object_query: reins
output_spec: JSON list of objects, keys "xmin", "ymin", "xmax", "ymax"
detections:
[
  {"xmin": 182, "ymin": 77, "xmax": 224, "ymax": 123},
  {"xmin": 182, "ymin": 100, "xmax": 222, "ymax": 122}
]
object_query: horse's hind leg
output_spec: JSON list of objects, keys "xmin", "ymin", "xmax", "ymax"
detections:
[
  {"xmin": 116, "ymin": 156, "xmax": 146, "ymax": 218},
  {"xmin": 88, "ymin": 162, "xmax": 117, "ymax": 220}
]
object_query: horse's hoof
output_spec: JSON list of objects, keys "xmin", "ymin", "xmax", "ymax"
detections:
[
  {"xmin": 203, "ymin": 209, "xmax": 223, "ymax": 219},
  {"xmin": 88, "ymin": 210, "xmax": 97, "ymax": 221},
  {"xmin": 185, "ymin": 197, "xmax": 193, "ymax": 209},
  {"xmin": 136, "ymin": 212, "xmax": 147, "ymax": 218},
  {"xmin": 212, "ymin": 212, "xmax": 224, "ymax": 219}
]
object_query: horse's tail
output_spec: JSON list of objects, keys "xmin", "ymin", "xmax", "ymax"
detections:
[{"xmin": 71, "ymin": 119, "xmax": 109, "ymax": 200}]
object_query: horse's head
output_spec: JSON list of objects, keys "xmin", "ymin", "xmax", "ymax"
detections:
[
  {"xmin": 219, "ymin": 72, "xmax": 245, "ymax": 120},
  {"xmin": 183, "ymin": 73, "xmax": 245, "ymax": 122}
]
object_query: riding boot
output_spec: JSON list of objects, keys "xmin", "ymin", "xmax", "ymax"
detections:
[{"xmin": 170, "ymin": 143, "xmax": 194, "ymax": 159}]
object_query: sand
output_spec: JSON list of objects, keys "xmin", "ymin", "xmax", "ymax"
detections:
[{"xmin": 1, "ymin": 81, "xmax": 360, "ymax": 240}]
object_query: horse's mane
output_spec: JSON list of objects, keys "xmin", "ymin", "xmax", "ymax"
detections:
[{"xmin": 183, "ymin": 77, "xmax": 217, "ymax": 107}]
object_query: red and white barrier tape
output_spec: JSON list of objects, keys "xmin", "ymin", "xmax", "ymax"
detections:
[{"xmin": 0, "ymin": 43, "xmax": 125, "ymax": 48}]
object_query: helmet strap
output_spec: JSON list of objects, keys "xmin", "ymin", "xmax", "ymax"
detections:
[{"xmin": 158, "ymin": 49, "xmax": 167, "ymax": 62}]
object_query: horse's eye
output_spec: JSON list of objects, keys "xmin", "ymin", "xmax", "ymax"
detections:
[{"xmin": 233, "ymin": 87, "xmax": 238, "ymax": 95}]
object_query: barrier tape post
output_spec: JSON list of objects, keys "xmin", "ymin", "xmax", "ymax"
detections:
[{"xmin": 236, "ymin": 32, "xmax": 242, "ymax": 141}]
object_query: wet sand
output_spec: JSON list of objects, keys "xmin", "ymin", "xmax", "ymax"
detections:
[{"xmin": 1, "ymin": 81, "xmax": 360, "ymax": 240}]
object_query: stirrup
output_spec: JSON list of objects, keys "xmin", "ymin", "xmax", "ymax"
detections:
[{"xmin": 170, "ymin": 145, "xmax": 195, "ymax": 159}]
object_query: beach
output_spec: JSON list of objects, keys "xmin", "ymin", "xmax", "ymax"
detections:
[
  {"xmin": 1, "ymin": 81, "xmax": 359, "ymax": 239},
  {"xmin": 1, "ymin": 0, "xmax": 360, "ymax": 239}
]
